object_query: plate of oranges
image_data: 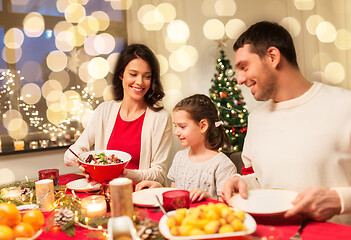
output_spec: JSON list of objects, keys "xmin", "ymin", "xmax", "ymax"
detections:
[{"xmin": 0, "ymin": 202, "xmax": 44, "ymax": 239}]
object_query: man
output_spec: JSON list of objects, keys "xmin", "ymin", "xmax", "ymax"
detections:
[{"xmin": 221, "ymin": 21, "xmax": 351, "ymax": 225}]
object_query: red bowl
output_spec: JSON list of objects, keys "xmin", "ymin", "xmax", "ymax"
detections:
[{"xmin": 78, "ymin": 150, "xmax": 131, "ymax": 183}]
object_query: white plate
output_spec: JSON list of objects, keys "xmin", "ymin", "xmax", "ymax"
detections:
[
  {"xmin": 230, "ymin": 188, "xmax": 298, "ymax": 216},
  {"xmin": 132, "ymin": 188, "xmax": 177, "ymax": 207},
  {"xmin": 159, "ymin": 210, "xmax": 256, "ymax": 240},
  {"xmin": 66, "ymin": 178, "xmax": 100, "ymax": 192}
]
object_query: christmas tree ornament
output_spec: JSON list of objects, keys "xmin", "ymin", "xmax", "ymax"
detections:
[
  {"xmin": 220, "ymin": 92, "xmax": 227, "ymax": 98},
  {"xmin": 225, "ymin": 69, "xmax": 234, "ymax": 77}
]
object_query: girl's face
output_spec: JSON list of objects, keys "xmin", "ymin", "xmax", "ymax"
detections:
[
  {"xmin": 120, "ymin": 58, "xmax": 152, "ymax": 103},
  {"xmin": 173, "ymin": 110, "xmax": 206, "ymax": 148}
]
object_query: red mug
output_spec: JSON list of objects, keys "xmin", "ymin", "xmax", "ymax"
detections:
[
  {"xmin": 38, "ymin": 169, "xmax": 59, "ymax": 186},
  {"xmin": 162, "ymin": 190, "xmax": 190, "ymax": 212}
]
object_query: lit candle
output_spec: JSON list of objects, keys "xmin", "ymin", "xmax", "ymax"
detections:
[
  {"xmin": 109, "ymin": 178, "xmax": 133, "ymax": 219},
  {"xmin": 14, "ymin": 140, "xmax": 25, "ymax": 151},
  {"xmin": 35, "ymin": 179, "xmax": 55, "ymax": 212},
  {"xmin": 1, "ymin": 186, "xmax": 21, "ymax": 200},
  {"xmin": 81, "ymin": 195, "xmax": 107, "ymax": 218}
]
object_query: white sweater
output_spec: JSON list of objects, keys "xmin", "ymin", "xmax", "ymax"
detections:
[
  {"xmin": 241, "ymin": 82, "xmax": 351, "ymax": 225},
  {"xmin": 64, "ymin": 100, "xmax": 173, "ymax": 185}
]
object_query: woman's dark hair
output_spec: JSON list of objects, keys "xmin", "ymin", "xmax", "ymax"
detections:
[
  {"xmin": 173, "ymin": 94, "xmax": 230, "ymax": 151},
  {"xmin": 112, "ymin": 44, "xmax": 164, "ymax": 111},
  {"xmin": 234, "ymin": 21, "xmax": 299, "ymax": 68}
]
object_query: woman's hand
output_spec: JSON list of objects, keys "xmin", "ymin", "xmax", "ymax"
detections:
[
  {"xmin": 188, "ymin": 188, "xmax": 211, "ymax": 202},
  {"xmin": 78, "ymin": 165, "xmax": 98, "ymax": 185},
  {"xmin": 135, "ymin": 180, "xmax": 162, "ymax": 191}
]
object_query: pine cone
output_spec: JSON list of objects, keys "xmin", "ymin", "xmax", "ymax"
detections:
[
  {"xmin": 54, "ymin": 208, "xmax": 74, "ymax": 227},
  {"xmin": 21, "ymin": 187, "xmax": 31, "ymax": 195}
]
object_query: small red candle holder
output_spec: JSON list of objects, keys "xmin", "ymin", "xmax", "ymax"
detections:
[
  {"xmin": 38, "ymin": 169, "xmax": 59, "ymax": 186},
  {"xmin": 162, "ymin": 190, "xmax": 190, "ymax": 212}
]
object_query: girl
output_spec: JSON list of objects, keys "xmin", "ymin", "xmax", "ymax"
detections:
[
  {"xmin": 64, "ymin": 44, "xmax": 172, "ymax": 185},
  {"xmin": 136, "ymin": 94, "xmax": 237, "ymax": 202}
]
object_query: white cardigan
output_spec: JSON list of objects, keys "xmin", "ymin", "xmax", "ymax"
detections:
[{"xmin": 64, "ymin": 100, "xmax": 173, "ymax": 185}]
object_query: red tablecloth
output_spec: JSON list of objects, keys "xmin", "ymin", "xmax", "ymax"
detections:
[{"xmin": 38, "ymin": 174, "xmax": 351, "ymax": 240}]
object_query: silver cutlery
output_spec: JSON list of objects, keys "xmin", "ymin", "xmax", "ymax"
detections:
[
  {"xmin": 155, "ymin": 195, "xmax": 168, "ymax": 217},
  {"xmin": 290, "ymin": 218, "xmax": 309, "ymax": 240}
]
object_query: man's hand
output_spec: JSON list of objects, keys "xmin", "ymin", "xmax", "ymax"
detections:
[
  {"xmin": 285, "ymin": 188, "xmax": 341, "ymax": 221},
  {"xmin": 188, "ymin": 188, "xmax": 211, "ymax": 202},
  {"xmin": 221, "ymin": 175, "xmax": 248, "ymax": 204},
  {"xmin": 135, "ymin": 180, "xmax": 162, "ymax": 191}
]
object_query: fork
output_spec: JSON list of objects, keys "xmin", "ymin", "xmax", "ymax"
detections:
[{"xmin": 290, "ymin": 218, "xmax": 309, "ymax": 240}]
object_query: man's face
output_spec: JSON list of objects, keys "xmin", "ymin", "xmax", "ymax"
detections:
[{"xmin": 234, "ymin": 44, "xmax": 276, "ymax": 101}]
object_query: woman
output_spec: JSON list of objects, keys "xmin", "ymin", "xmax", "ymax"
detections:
[{"xmin": 64, "ymin": 44, "xmax": 172, "ymax": 185}]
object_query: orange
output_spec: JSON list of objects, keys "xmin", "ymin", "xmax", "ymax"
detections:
[
  {"xmin": 0, "ymin": 203, "xmax": 20, "ymax": 227},
  {"xmin": 22, "ymin": 209, "xmax": 44, "ymax": 231},
  {"xmin": 0, "ymin": 225, "xmax": 13, "ymax": 240},
  {"xmin": 12, "ymin": 223, "xmax": 34, "ymax": 238}
]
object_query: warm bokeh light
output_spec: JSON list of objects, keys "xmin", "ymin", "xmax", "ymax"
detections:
[
  {"xmin": 164, "ymin": 36, "xmax": 185, "ymax": 52},
  {"xmin": 306, "ymin": 15, "xmax": 324, "ymax": 35},
  {"xmin": 77, "ymin": 16, "xmax": 99, "ymax": 36},
  {"xmin": 73, "ymin": 26, "xmax": 86, "ymax": 46},
  {"xmin": 162, "ymin": 73, "xmax": 182, "ymax": 91},
  {"xmin": 46, "ymin": 50, "xmax": 68, "ymax": 72},
  {"xmin": 107, "ymin": 53, "xmax": 119, "ymax": 74},
  {"xmin": 103, "ymin": 85, "xmax": 115, "ymax": 101},
  {"xmin": 49, "ymin": 70, "xmax": 70, "ymax": 89},
  {"xmin": 167, "ymin": 20, "xmax": 190, "ymax": 43},
  {"xmin": 294, "ymin": 0, "xmax": 315, "ymax": 10},
  {"xmin": 56, "ymin": 0, "xmax": 70, "ymax": 13},
  {"xmin": 55, "ymin": 30, "xmax": 76, "ymax": 52},
  {"xmin": 91, "ymin": 11, "xmax": 110, "ymax": 31},
  {"xmin": 23, "ymin": 12, "xmax": 45, "ymax": 37},
  {"xmin": 215, "ymin": 0, "xmax": 236, "ymax": 16},
  {"xmin": 84, "ymin": 36, "xmax": 100, "ymax": 56},
  {"xmin": 334, "ymin": 29, "xmax": 351, "ymax": 50},
  {"xmin": 225, "ymin": 19, "xmax": 246, "ymax": 39},
  {"xmin": 157, "ymin": 54, "xmax": 169, "ymax": 76},
  {"xmin": 280, "ymin": 17, "xmax": 301, "ymax": 37},
  {"xmin": 7, "ymin": 118, "xmax": 28, "ymax": 140},
  {"xmin": 203, "ymin": 19, "xmax": 225, "ymax": 40},
  {"xmin": 11, "ymin": 0, "xmax": 30, "ymax": 5},
  {"xmin": 88, "ymin": 57, "xmax": 110, "ymax": 79},
  {"xmin": 46, "ymin": 90, "xmax": 63, "ymax": 102},
  {"xmin": 169, "ymin": 51, "xmax": 188, "ymax": 72},
  {"xmin": 163, "ymin": 89, "xmax": 183, "ymax": 111},
  {"xmin": 2, "ymin": 47, "xmax": 22, "ymax": 64},
  {"xmin": 2, "ymin": 110, "xmax": 22, "ymax": 130},
  {"xmin": 42, "ymin": 80, "xmax": 63, "ymax": 100},
  {"xmin": 4, "ymin": 28, "xmax": 24, "ymax": 49},
  {"xmin": 87, "ymin": 78, "xmax": 108, "ymax": 97},
  {"xmin": 64, "ymin": 3, "xmax": 86, "ymax": 23},
  {"xmin": 110, "ymin": 0, "xmax": 133, "ymax": 10},
  {"xmin": 137, "ymin": 4, "xmax": 155, "ymax": 24},
  {"xmin": 47, "ymin": 103, "xmax": 68, "ymax": 125},
  {"xmin": 78, "ymin": 61, "xmax": 93, "ymax": 82},
  {"xmin": 324, "ymin": 62, "xmax": 345, "ymax": 84},
  {"xmin": 61, "ymin": 90, "xmax": 82, "ymax": 113},
  {"xmin": 94, "ymin": 33, "xmax": 115, "ymax": 55},
  {"xmin": 311, "ymin": 71, "xmax": 328, "ymax": 83},
  {"xmin": 157, "ymin": 3, "xmax": 176, "ymax": 23},
  {"xmin": 142, "ymin": 9, "xmax": 164, "ymax": 31},
  {"xmin": 21, "ymin": 83, "xmax": 41, "ymax": 104},
  {"xmin": 316, "ymin": 21, "xmax": 337, "ymax": 43}
]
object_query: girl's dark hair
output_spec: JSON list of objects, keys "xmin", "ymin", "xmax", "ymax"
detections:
[
  {"xmin": 112, "ymin": 44, "xmax": 165, "ymax": 111},
  {"xmin": 234, "ymin": 21, "xmax": 299, "ymax": 68},
  {"xmin": 173, "ymin": 94, "xmax": 230, "ymax": 151}
]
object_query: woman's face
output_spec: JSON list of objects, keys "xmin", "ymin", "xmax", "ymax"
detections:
[{"xmin": 120, "ymin": 58, "xmax": 152, "ymax": 103}]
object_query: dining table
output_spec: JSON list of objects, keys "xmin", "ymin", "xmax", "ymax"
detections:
[{"xmin": 35, "ymin": 173, "xmax": 351, "ymax": 240}]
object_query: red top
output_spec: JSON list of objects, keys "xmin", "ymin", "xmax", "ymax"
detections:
[
  {"xmin": 107, "ymin": 110, "xmax": 146, "ymax": 170},
  {"xmin": 241, "ymin": 166, "xmax": 254, "ymax": 175}
]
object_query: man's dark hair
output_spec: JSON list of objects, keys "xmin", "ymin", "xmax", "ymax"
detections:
[{"xmin": 234, "ymin": 21, "xmax": 299, "ymax": 68}]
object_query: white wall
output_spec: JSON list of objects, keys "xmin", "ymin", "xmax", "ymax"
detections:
[{"xmin": 0, "ymin": 149, "xmax": 78, "ymax": 182}]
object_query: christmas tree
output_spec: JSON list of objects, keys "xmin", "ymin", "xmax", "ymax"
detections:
[{"xmin": 209, "ymin": 48, "xmax": 248, "ymax": 153}]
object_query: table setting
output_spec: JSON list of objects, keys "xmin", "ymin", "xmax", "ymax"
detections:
[{"xmin": 1, "ymin": 149, "xmax": 351, "ymax": 240}]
